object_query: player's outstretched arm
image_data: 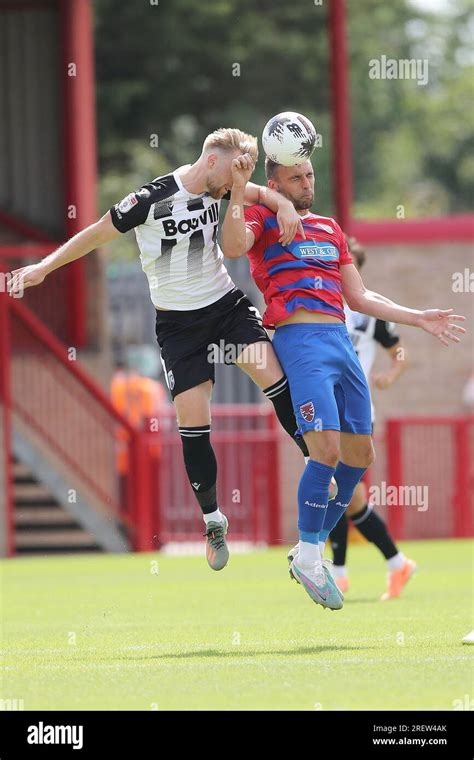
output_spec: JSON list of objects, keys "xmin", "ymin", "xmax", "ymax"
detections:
[
  {"xmin": 341, "ymin": 263, "xmax": 466, "ymax": 346},
  {"xmin": 8, "ymin": 213, "xmax": 120, "ymax": 295}
]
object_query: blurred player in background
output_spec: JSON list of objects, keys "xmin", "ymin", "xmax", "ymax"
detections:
[
  {"xmin": 329, "ymin": 238, "xmax": 416, "ymax": 601},
  {"xmin": 223, "ymin": 154, "xmax": 466, "ymax": 611},
  {"xmin": 8, "ymin": 128, "xmax": 312, "ymax": 572}
]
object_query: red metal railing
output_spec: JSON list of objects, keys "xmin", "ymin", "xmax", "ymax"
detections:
[
  {"xmin": 0, "ymin": 288, "xmax": 282, "ymax": 554},
  {"xmin": 0, "ymin": 290, "xmax": 153, "ymax": 552},
  {"xmin": 386, "ymin": 416, "xmax": 474, "ymax": 540},
  {"xmin": 142, "ymin": 405, "xmax": 281, "ymax": 547}
]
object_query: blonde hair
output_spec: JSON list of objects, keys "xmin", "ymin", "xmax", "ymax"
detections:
[{"xmin": 203, "ymin": 128, "xmax": 258, "ymax": 163}]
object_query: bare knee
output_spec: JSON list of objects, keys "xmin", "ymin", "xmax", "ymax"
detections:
[
  {"xmin": 363, "ymin": 442, "xmax": 376, "ymax": 469},
  {"xmin": 174, "ymin": 381, "xmax": 212, "ymax": 427},
  {"xmin": 304, "ymin": 431, "xmax": 340, "ymax": 468},
  {"xmin": 341, "ymin": 434, "xmax": 375, "ymax": 469}
]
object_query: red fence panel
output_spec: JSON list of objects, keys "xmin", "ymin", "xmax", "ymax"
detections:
[
  {"xmin": 386, "ymin": 417, "xmax": 474, "ymax": 540},
  {"xmin": 144, "ymin": 405, "xmax": 281, "ymax": 546}
]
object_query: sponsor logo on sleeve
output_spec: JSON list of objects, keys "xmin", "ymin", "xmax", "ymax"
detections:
[{"xmin": 118, "ymin": 193, "xmax": 139, "ymax": 214}]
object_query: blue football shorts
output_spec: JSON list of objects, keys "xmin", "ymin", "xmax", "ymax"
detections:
[{"xmin": 272, "ymin": 322, "xmax": 373, "ymax": 435}]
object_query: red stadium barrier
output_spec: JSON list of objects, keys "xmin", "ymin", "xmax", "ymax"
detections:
[
  {"xmin": 142, "ymin": 405, "xmax": 281, "ymax": 546},
  {"xmin": 0, "ymin": 291, "xmax": 154, "ymax": 552},
  {"xmin": 386, "ymin": 416, "xmax": 474, "ymax": 540}
]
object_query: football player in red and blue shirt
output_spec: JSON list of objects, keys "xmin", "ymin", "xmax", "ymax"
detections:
[{"xmin": 222, "ymin": 154, "xmax": 466, "ymax": 609}]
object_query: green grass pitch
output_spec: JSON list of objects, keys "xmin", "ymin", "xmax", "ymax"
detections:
[{"xmin": 1, "ymin": 539, "xmax": 472, "ymax": 711}]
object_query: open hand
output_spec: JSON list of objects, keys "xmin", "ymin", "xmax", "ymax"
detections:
[{"xmin": 417, "ymin": 309, "xmax": 466, "ymax": 346}]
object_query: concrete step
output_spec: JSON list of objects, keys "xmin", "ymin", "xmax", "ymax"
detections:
[
  {"xmin": 12, "ymin": 460, "xmax": 34, "ymax": 480},
  {"xmin": 15, "ymin": 530, "xmax": 100, "ymax": 548},
  {"xmin": 14, "ymin": 482, "xmax": 55, "ymax": 502},
  {"xmin": 15, "ymin": 508, "xmax": 76, "ymax": 526}
]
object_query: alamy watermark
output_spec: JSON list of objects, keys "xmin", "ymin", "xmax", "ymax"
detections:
[
  {"xmin": 1, "ymin": 272, "xmax": 23, "ymax": 298},
  {"xmin": 207, "ymin": 340, "xmax": 267, "ymax": 368},
  {"xmin": 369, "ymin": 56, "xmax": 429, "ymax": 86},
  {"xmin": 369, "ymin": 481, "xmax": 429, "ymax": 512}
]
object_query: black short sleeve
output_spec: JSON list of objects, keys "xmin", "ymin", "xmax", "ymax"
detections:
[
  {"xmin": 374, "ymin": 319, "xmax": 400, "ymax": 348},
  {"xmin": 109, "ymin": 174, "xmax": 179, "ymax": 233},
  {"xmin": 110, "ymin": 186, "xmax": 154, "ymax": 233}
]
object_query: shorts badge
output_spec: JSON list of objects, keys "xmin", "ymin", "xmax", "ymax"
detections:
[{"xmin": 300, "ymin": 401, "xmax": 315, "ymax": 423}]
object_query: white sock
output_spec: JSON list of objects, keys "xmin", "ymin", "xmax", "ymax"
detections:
[
  {"xmin": 298, "ymin": 541, "xmax": 321, "ymax": 567},
  {"xmin": 387, "ymin": 552, "xmax": 405, "ymax": 571},
  {"xmin": 319, "ymin": 540, "xmax": 326, "ymax": 558},
  {"xmin": 203, "ymin": 509, "xmax": 224, "ymax": 525},
  {"xmin": 332, "ymin": 564, "xmax": 348, "ymax": 579}
]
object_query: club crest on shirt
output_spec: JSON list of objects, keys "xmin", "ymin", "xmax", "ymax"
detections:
[
  {"xmin": 313, "ymin": 223, "xmax": 335, "ymax": 234},
  {"xmin": 300, "ymin": 401, "xmax": 315, "ymax": 422}
]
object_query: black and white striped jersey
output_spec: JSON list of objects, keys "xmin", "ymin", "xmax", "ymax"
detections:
[
  {"xmin": 110, "ymin": 168, "xmax": 234, "ymax": 310},
  {"xmin": 344, "ymin": 304, "xmax": 400, "ymax": 378}
]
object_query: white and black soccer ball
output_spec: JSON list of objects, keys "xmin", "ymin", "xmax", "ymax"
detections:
[{"xmin": 262, "ymin": 112, "xmax": 317, "ymax": 167}]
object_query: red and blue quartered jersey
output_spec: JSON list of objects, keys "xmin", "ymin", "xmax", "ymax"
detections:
[{"xmin": 244, "ymin": 205, "xmax": 352, "ymax": 329}]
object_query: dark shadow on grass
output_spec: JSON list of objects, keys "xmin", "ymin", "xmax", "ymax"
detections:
[{"xmin": 95, "ymin": 644, "xmax": 376, "ymax": 662}]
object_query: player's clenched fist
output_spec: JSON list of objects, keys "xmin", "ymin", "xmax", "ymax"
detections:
[{"xmin": 231, "ymin": 153, "xmax": 255, "ymax": 188}]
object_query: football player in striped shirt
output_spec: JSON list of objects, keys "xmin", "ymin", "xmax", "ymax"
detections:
[
  {"xmin": 329, "ymin": 237, "xmax": 416, "ymax": 601},
  {"xmin": 223, "ymin": 155, "xmax": 465, "ymax": 610},
  {"xmin": 8, "ymin": 129, "xmax": 313, "ymax": 570}
]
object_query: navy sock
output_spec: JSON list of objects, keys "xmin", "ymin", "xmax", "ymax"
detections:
[
  {"xmin": 298, "ymin": 460, "xmax": 336, "ymax": 543},
  {"xmin": 320, "ymin": 461, "xmax": 366, "ymax": 543}
]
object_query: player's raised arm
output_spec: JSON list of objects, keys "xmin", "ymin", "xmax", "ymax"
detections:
[
  {"xmin": 341, "ymin": 262, "xmax": 466, "ymax": 347},
  {"xmin": 221, "ymin": 153, "xmax": 257, "ymax": 259},
  {"xmin": 8, "ymin": 212, "xmax": 120, "ymax": 295}
]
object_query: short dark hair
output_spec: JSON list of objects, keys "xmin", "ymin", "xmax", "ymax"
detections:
[
  {"xmin": 265, "ymin": 156, "xmax": 280, "ymax": 180},
  {"xmin": 345, "ymin": 235, "xmax": 366, "ymax": 268}
]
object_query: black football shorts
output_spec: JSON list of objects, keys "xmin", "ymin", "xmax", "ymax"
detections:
[{"xmin": 155, "ymin": 287, "xmax": 270, "ymax": 399}]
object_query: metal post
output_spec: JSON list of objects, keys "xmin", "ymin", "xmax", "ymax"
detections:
[
  {"xmin": 329, "ymin": 0, "xmax": 353, "ymax": 232},
  {"xmin": 0, "ymin": 290, "xmax": 14, "ymax": 557}
]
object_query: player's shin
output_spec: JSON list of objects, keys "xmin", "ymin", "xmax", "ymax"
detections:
[
  {"xmin": 329, "ymin": 512, "xmax": 349, "ymax": 567},
  {"xmin": 320, "ymin": 462, "xmax": 367, "ymax": 554},
  {"xmin": 297, "ymin": 460, "xmax": 336, "ymax": 567},
  {"xmin": 179, "ymin": 426, "xmax": 221, "ymax": 522}
]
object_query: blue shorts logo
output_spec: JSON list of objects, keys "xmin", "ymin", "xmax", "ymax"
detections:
[{"xmin": 293, "ymin": 241, "xmax": 339, "ymax": 260}]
